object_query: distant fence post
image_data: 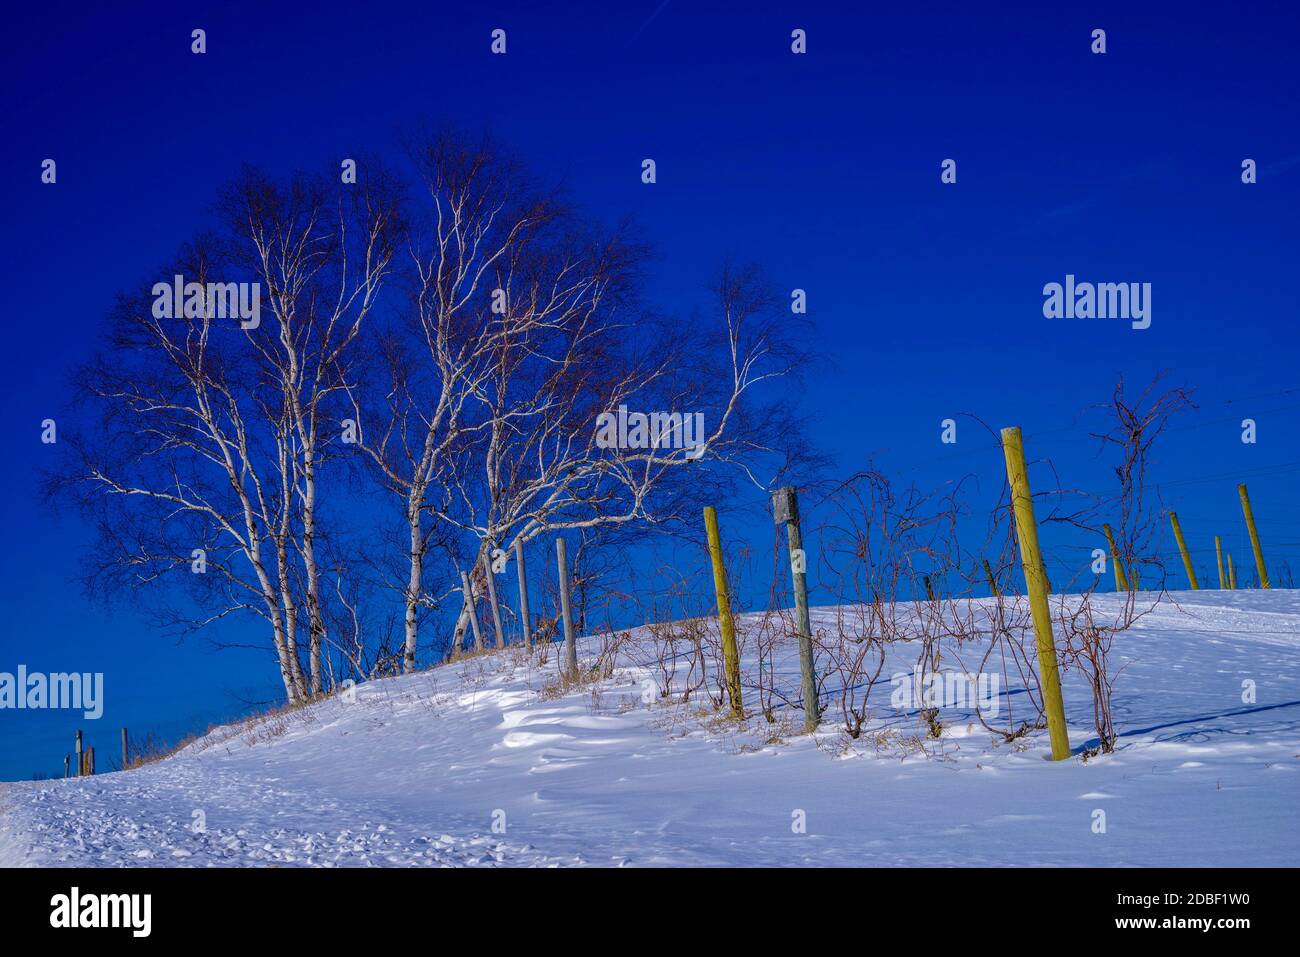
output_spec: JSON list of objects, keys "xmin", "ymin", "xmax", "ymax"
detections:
[
  {"xmin": 1228, "ymin": 552, "xmax": 1237, "ymax": 590},
  {"xmin": 461, "ymin": 569, "xmax": 484, "ymax": 652},
  {"xmin": 1238, "ymin": 484, "xmax": 1270, "ymax": 589},
  {"xmin": 773, "ymin": 486, "xmax": 819, "ymax": 733},
  {"xmin": 121, "ymin": 727, "xmax": 129, "ymax": 770},
  {"xmin": 482, "ymin": 552, "xmax": 505, "ymax": 649},
  {"xmin": 1001, "ymin": 426, "xmax": 1070, "ymax": 761},
  {"xmin": 63, "ymin": 754, "xmax": 69, "ymax": 778},
  {"xmin": 556, "ymin": 537, "xmax": 578, "ymax": 678},
  {"xmin": 75, "ymin": 729, "xmax": 82, "ymax": 778},
  {"xmin": 983, "ymin": 558, "xmax": 1001, "ymax": 598},
  {"xmin": 1103, "ymin": 523, "xmax": 1129, "ymax": 592},
  {"xmin": 1169, "ymin": 512, "xmax": 1199, "ymax": 590},
  {"xmin": 703, "ymin": 506, "xmax": 743, "ymax": 719},
  {"xmin": 516, "ymin": 539, "xmax": 532, "ymax": 651},
  {"xmin": 1215, "ymin": 536, "xmax": 1226, "ymax": 590},
  {"xmin": 86, "ymin": 747, "xmax": 95, "ymax": 776}
]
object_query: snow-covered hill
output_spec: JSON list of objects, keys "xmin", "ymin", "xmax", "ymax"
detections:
[{"xmin": 2, "ymin": 591, "xmax": 1298, "ymax": 867}]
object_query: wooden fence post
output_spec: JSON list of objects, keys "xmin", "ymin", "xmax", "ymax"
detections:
[
  {"xmin": 1228, "ymin": 552, "xmax": 1237, "ymax": 590},
  {"xmin": 86, "ymin": 747, "xmax": 95, "ymax": 776},
  {"xmin": 983, "ymin": 558, "xmax": 1001, "ymax": 598},
  {"xmin": 75, "ymin": 729, "xmax": 82, "ymax": 778},
  {"xmin": 461, "ymin": 569, "xmax": 484, "ymax": 651},
  {"xmin": 1169, "ymin": 512, "xmax": 1199, "ymax": 590},
  {"xmin": 121, "ymin": 727, "xmax": 129, "ymax": 770},
  {"xmin": 482, "ymin": 552, "xmax": 505, "ymax": 649},
  {"xmin": 1103, "ymin": 523, "xmax": 1129, "ymax": 592},
  {"xmin": 703, "ymin": 506, "xmax": 743, "ymax": 719},
  {"xmin": 1215, "ymin": 536, "xmax": 1226, "ymax": 590},
  {"xmin": 1238, "ymin": 484, "xmax": 1270, "ymax": 589},
  {"xmin": 1001, "ymin": 427, "xmax": 1070, "ymax": 761},
  {"xmin": 516, "ymin": 539, "xmax": 532, "ymax": 651},
  {"xmin": 773, "ymin": 486, "xmax": 819, "ymax": 732},
  {"xmin": 556, "ymin": 537, "xmax": 578, "ymax": 678},
  {"xmin": 63, "ymin": 754, "xmax": 69, "ymax": 778}
]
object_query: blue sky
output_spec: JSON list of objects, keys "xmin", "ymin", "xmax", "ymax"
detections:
[{"xmin": 2, "ymin": 1, "xmax": 1298, "ymax": 780}]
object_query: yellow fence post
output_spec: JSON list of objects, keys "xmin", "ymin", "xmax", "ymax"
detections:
[
  {"xmin": 1169, "ymin": 512, "xmax": 1199, "ymax": 590},
  {"xmin": 1238, "ymin": 484, "xmax": 1270, "ymax": 589},
  {"xmin": 703, "ymin": 506, "xmax": 743, "ymax": 718},
  {"xmin": 1228, "ymin": 552, "xmax": 1237, "ymax": 590},
  {"xmin": 1103, "ymin": 523, "xmax": 1128, "ymax": 592},
  {"xmin": 1215, "ymin": 536, "xmax": 1226, "ymax": 590},
  {"xmin": 1001, "ymin": 427, "xmax": 1070, "ymax": 761}
]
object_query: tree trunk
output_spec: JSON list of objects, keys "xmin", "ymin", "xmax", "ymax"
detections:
[
  {"xmin": 301, "ymin": 454, "xmax": 326, "ymax": 695},
  {"xmin": 403, "ymin": 504, "xmax": 423, "ymax": 673},
  {"xmin": 449, "ymin": 540, "xmax": 492, "ymax": 653},
  {"xmin": 275, "ymin": 535, "xmax": 309, "ymax": 700}
]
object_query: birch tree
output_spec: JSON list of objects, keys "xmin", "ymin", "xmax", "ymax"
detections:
[
  {"xmin": 222, "ymin": 167, "xmax": 401, "ymax": 692},
  {"xmin": 63, "ymin": 165, "xmax": 400, "ymax": 701}
]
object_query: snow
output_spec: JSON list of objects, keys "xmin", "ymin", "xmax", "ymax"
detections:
[{"xmin": 2, "ymin": 590, "xmax": 1297, "ymax": 867}]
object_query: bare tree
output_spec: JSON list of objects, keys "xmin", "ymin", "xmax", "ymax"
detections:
[
  {"xmin": 59, "ymin": 165, "xmax": 399, "ymax": 702},
  {"xmin": 353, "ymin": 132, "xmax": 810, "ymax": 663},
  {"xmin": 221, "ymin": 166, "xmax": 402, "ymax": 693}
]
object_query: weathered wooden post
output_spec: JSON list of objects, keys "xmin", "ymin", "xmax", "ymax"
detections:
[
  {"xmin": 86, "ymin": 747, "xmax": 95, "ymax": 776},
  {"xmin": 1001, "ymin": 427, "xmax": 1070, "ymax": 761},
  {"xmin": 1228, "ymin": 552, "xmax": 1237, "ymax": 590},
  {"xmin": 1169, "ymin": 512, "xmax": 1199, "ymax": 590},
  {"xmin": 74, "ymin": 729, "xmax": 82, "ymax": 778},
  {"xmin": 121, "ymin": 727, "xmax": 129, "ymax": 770},
  {"xmin": 63, "ymin": 754, "xmax": 69, "ymax": 778},
  {"xmin": 460, "ymin": 569, "xmax": 484, "ymax": 652},
  {"xmin": 923, "ymin": 575, "xmax": 936, "ymax": 603},
  {"xmin": 1215, "ymin": 536, "xmax": 1226, "ymax": 590},
  {"xmin": 1238, "ymin": 484, "xmax": 1270, "ymax": 589},
  {"xmin": 1103, "ymin": 523, "xmax": 1129, "ymax": 592},
  {"xmin": 482, "ymin": 553, "xmax": 505, "ymax": 649},
  {"xmin": 773, "ymin": 486, "xmax": 819, "ymax": 732},
  {"xmin": 556, "ymin": 537, "xmax": 578, "ymax": 678},
  {"xmin": 515, "ymin": 539, "xmax": 532, "ymax": 651},
  {"xmin": 703, "ymin": 506, "xmax": 743, "ymax": 719},
  {"xmin": 983, "ymin": 558, "xmax": 1001, "ymax": 598}
]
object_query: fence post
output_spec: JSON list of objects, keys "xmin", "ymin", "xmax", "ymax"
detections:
[
  {"xmin": 983, "ymin": 558, "xmax": 1001, "ymax": 598},
  {"xmin": 74, "ymin": 729, "xmax": 82, "ymax": 778},
  {"xmin": 703, "ymin": 506, "xmax": 743, "ymax": 719},
  {"xmin": 63, "ymin": 754, "xmax": 69, "ymax": 778},
  {"xmin": 1228, "ymin": 552, "xmax": 1237, "ymax": 590},
  {"xmin": 461, "ymin": 569, "xmax": 484, "ymax": 651},
  {"xmin": 86, "ymin": 747, "xmax": 95, "ymax": 776},
  {"xmin": 482, "ymin": 552, "xmax": 506, "ymax": 649},
  {"xmin": 515, "ymin": 540, "xmax": 532, "ymax": 651},
  {"xmin": 556, "ymin": 537, "xmax": 578, "ymax": 678},
  {"xmin": 121, "ymin": 727, "xmax": 128, "ymax": 770},
  {"xmin": 1103, "ymin": 523, "xmax": 1129, "ymax": 592},
  {"xmin": 773, "ymin": 487, "xmax": 819, "ymax": 732},
  {"xmin": 1001, "ymin": 427, "xmax": 1070, "ymax": 761},
  {"xmin": 1169, "ymin": 512, "xmax": 1199, "ymax": 590},
  {"xmin": 1215, "ymin": 536, "xmax": 1226, "ymax": 590},
  {"xmin": 1238, "ymin": 484, "xmax": 1270, "ymax": 589}
]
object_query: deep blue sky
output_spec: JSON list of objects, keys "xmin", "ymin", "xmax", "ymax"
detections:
[{"xmin": 2, "ymin": 1, "xmax": 1298, "ymax": 780}]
